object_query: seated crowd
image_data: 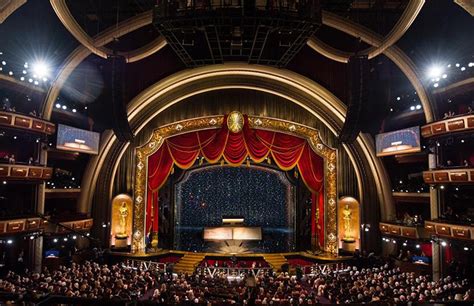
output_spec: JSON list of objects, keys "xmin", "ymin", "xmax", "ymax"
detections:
[{"xmin": 0, "ymin": 259, "xmax": 472, "ymax": 304}]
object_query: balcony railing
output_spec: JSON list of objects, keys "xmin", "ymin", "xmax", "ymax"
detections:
[
  {"xmin": 0, "ymin": 217, "xmax": 48, "ymax": 235},
  {"xmin": 0, "ymin": 111, "xmax": 55, "ymax": 135},
  {"xmin": 425, "ymin": 220, "xmax": 474, "ymax": 241},
  {"xmin": 0, "ymin": 216, "xmax": 93, "ymax": 235},
  {"xmin": 423, "ymin": 168, "xmax": 474, "ymax": 184},
  {"xmin": 421, "ymin": 113, "xmax": 474, "ymax": 138},
  {"xmin": 379, "ymin": 222, "xmax": 429, "ymax": 239},
  {"xmin": 0, "ymin": 163, "xmax": 53, "ymax": 180},
  {"xmin": 56, "ymin": 218, "xmax": 93, "ymax": 233}
]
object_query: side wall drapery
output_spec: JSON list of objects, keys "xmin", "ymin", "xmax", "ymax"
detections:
[{"xmin": 146, "ymin": 116, "xmax": 324, "ymax": 236}]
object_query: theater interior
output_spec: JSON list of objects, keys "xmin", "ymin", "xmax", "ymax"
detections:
[{"xmin": 0, "ymin": 0, "xmax": 473, "ymax": 304}]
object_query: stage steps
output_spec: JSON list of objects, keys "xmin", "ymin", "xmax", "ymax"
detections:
[
  {"xmin": 263, "ymin": 254, "xmax": 288, "ymax": 272},
  {"xmin": 173, "ymin": 253, "xmax": 206, "ymax": 274}
]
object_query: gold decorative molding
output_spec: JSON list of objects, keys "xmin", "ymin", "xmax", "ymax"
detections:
[
  {"xmin": 0, "ymin": 0, "xmax": 26, "ymax": 24},
  {"xmin": 50, "ymin": 0, "xmax": 167, "ymax": 61},
  {"xmin": 133, "ymin": 115, "xmax": 338, "ymax": 255},
  {"xmin": 454, "ymin": 0, "xmax": 474, "ymax": 16}
]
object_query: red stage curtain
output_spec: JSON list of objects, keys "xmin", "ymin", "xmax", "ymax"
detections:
[{"xmin": 146, "ymin": 115, "xmax": 325, "ymax": 236}]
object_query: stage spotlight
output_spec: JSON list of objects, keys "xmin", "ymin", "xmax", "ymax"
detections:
[
  {"xmin": 20, "ymin": 77, "xmax": 25, "ymax": 81},
  {"xmin": 427, "ymin": 65, "xmax": 443, "ymax": 78},
  {"xmin": 410, "ymin": 106, "xmax": 415, "ymax": 111},
  {"xmin": 416, "ymin": 244, "xmax": 420, "ymax": 249},
  {"xmin": 416, "ymin": 105, "xmax": 422, "ymax": 110},
  {"xmin": 32, "ymin": 61, "xmax": 50, "ymax": 78},
  {"xmin": 55, "ymin": 103, "xmax": 61, "ymax": 109},
  {"xmin": 72, "ymin": 108, "xmax": 77, "ymax": 113},
  {"xmin": 30, "ymin": 236, "xmax": 35, "ymax": 240},
  {"xmin": 2, "ymin": 181, "xmax": 6, "ymax": 185},
  {"xmin": 464, "ymin": 247, "xmax": 469, "ymax": 251},
  {"xmin": 72, "ymin": 235, "xmax": 77, "ymax": 240},
  {"xmin": 62, "ymin": 105, "xmax": 67, "ymax": 110},
  {"xmin": 392, "ymin": 240, "xmax": 396, "ymax": 244},
  {"xmin": 441, "ymin": 241, "xmax": 447, "ymax": 247},
  {"xmin": 63, "ymin": 238, "xmax": 68, "ymax": 242},
  {"xmin": 402, "ymin": 242, "xmax": 407, "ymax": 246},
  {"xmin": 442, "ymin": 74, "xmax": 447, "ymax": 78},
  {"xmin": 53, "ymin": 238, "xmax": 58, "ymax": 243},
  {"xmin": 461, "ymin": 67, "xmax": 466, "ymax": 71},
  {"xmin": 7, "ymin": 239, "xmax": 13, "ymax": 244},
  {"xmin": 433, "ymin": 83, "xmax": 439, "ymax": 88}
]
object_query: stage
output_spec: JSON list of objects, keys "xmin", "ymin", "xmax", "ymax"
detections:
[
  {"xmin": 108, "ymin": 249, "xmax": 353, "ymax": 274},
  {"xmin": 109, "ymin": 113, "xmax": 362, "ymax": 267}
]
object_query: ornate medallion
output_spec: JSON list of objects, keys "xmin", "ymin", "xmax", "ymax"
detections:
[{"xmin": 227, "ymin": 111, "xmax": 244, "ymax": 133}]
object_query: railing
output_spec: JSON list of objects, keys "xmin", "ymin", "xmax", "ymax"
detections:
[
  {"xmin": 196, "ymin": 266, "xmax": 272, "ymax": 278},
  {"xmin": 55, "ymin": 218, "xmax": 93, "ymax": 233},
  {"xmin": 0, "ymin": 217, "xmax": 48, "ymax": 235},
  {"xmin": 0, "ymin": 163, "xmax": 53, "ymax": 180},
  {"xmin": 425, "ymin": 220, "xmax": 474, "ymax": 241},
  {"xmin": 195, "ymin": 262, "xmax": 347, "ymax": 278},
  {"xmin": 423, "ymin": 168, "xmax": 474, "ymax": 184},
  {"xmin": 121, "ymin": 259, "xmax": 168, "ymax": 273},
  {"xmin": 379, "ymin": 222, "xmax": 428, "ymax": 239},
  {"xmin": 0, "ymin": 110, "xmax": 55, "ymax": 135},
  {"xmin": 421, "ymin": 113, "xmax": 474, "ymax": 138}
]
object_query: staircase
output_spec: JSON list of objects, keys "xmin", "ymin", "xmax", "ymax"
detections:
[
  {"xmin": 263, "ymin": 254, "xmax": 288, "ymax": 272},
  {"xmin": 173, "ymin": 253, "xmax": 206, "ymax": 274}
]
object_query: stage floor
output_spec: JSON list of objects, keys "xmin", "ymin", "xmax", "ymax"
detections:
[{"xmin": 109, "ymin": 249, "xmax": 352, "ymax": 262}]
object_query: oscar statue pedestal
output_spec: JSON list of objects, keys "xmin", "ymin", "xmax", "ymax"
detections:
[
  {"xmin": 115, "ymin": 236, "xmax": 128, "ymax": 250},
  {"xmin": 341, "ymin": 238, "xmax": 356, "ymax": 252}
]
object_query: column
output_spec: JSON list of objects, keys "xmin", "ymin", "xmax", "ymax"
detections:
[
  {"xmin": 32, "ymin": 147, "xmax": 47, "ymax": 272},
  {"xmin": 428, "ymin": 152, "xmax": 441, "ymax": 281}
]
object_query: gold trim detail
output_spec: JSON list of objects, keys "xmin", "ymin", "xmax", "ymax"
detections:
[{"xmin": 133, "ymin": 115, "xmax": 337, "ymax": 255}]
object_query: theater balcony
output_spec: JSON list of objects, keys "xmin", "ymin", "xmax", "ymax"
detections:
[
  {"xmin": 0, "ymin": 110, "xmax": 55, "ymax": 135},
  {"xmin": 421, "ymin": 113, "xmax": 474, "ymax": 138},
  {"xmin": 425, "ymin": 220, "xmax": 474, "ymax": 241},
  {"xmin": 0, "ymin": 163, "xmax": 53, "ymax": 181},
  {"xmin": 422, "ymin": 167, "xmax": 474, "ymax": 184},
  {"xmin": 379, "ymin": 222, "xmax": 430, "ymax": 240},
  {"xmin": 44, "ymin": 214, "xmax": 93, "ymax": 234},
  {"xmin": 0, "ymin": 216, "xmax": 48, "ymax": 236}
]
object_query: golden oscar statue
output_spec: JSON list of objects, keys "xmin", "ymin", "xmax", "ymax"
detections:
[
  {"xmin": 116, "ymin": 202, "xmax": 129, "ymax": 238},
  {"xmin": 342, "ymin": 204, "xmax": 355, "ymax": 242}
]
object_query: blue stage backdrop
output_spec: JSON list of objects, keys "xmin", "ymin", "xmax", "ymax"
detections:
[{"xmin": 174, "ymin": 165, "xmax": 295, "ymax": 253}]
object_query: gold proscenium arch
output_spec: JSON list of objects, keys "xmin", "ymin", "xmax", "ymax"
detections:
[
  {"xmin": 133, "ymin": 115, "xmax": 337, "ymax": 254},
  {"xmin": 44, "ymin": 5, "xmax": 433, "ymax": 122},
  {"xmin": 78, "ymin": 64, "xmax": 395, "ymax": 254}
]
